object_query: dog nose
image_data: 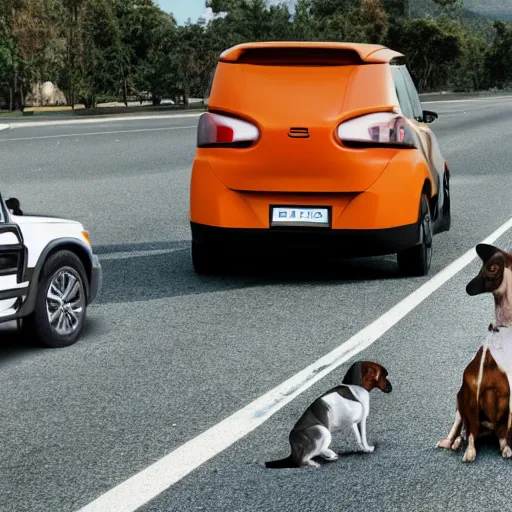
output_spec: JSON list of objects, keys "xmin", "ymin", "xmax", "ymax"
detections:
[
  {"xmin": 466, "ymin": 275, "xmax": 484, "ymax": 296},
  {"xmin": 466, "ymin": 282, "xmax": 477, "ymax": 295},
  {"xmin": 385, "ymin": 381, "xmax": 392, "ymax": 393}
]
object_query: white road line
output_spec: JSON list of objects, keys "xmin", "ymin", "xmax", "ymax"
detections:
[
  {"xmin": 7, "ymin": 112, "xmax": 202, "ymax": 129},
  {"xmin": 436, "ymin": 109, "xmax": 469, "ymax": 114},
  {"xmin": 77, "ymin": 215, "xmax": 512, "ymax": 512},
  {"xmin": 0, "ymin": 126, "xmax": 196, "ymax": 142},
  {"xmin": 98, "ymin": 248, "xmax": 185, "ymax": 261},
  {"xmin": 422, "ymin": 95, "xmax": 512, "ymax": 105},
  {"xmin": 435, "ymin": 102, "xmax": 512, "ymax": 116},
  {"xmin": 0, "ymin": 124, "xmax": 10, "ymax": 132}
]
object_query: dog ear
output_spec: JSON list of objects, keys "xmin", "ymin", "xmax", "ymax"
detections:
[
  {"xmin": 475, "ymin": 244, "xmax": 501, "ymax": 262},
  {"xmin": 342, "ymin": 361, "xmax": 363, "ymax": 385}
]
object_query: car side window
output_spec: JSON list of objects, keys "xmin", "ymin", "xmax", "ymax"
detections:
[
  {"xmin": 390, "ymin": 65, "xmax": 414, "ymax": 120},
  {"xmin": 401, "ymin": 66, "xmax": 423, "ymax": 122}
]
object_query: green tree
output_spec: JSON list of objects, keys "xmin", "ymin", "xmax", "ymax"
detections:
[
  {"xmin": 309, "ymin": 0, "xmax": 355, "ymax": 19},
  {"xmin": 132, "ymin": 10, "xmax": 178, "ymax": 103},
  {"xmin": 172, "ymin": 24, "xmax": 207, "ymax": 105},
  {"xmin": 456, "ymin": 28, "xmax": 489, "ymax": 91},
  {"xmin": 0, "ymin": 19, "xmax": 17, "ymax": 109},
  {"xmin": 309, "ymin": 0, "xmax": 379, "ymax": 42},
  {"xmin": 381, "ymin": 0, "xmax": 408, "ymax": 18},
  {"xmin": 356, "ymin": 0, "xmax": 390, "ymax": 44},
  {"xmin": 206, "ymin": 0, "xmax": 239, "ymax": 13},
  {"xmin": 486, "ymin": 21, "xmax": 512, "ymax": 88},
  {"xmin": 387, "ymin": 17, "xmax": 463, "ymax": 91},
  {"xmin": 292, "ymin": 0, "xmax": 320, "ymax": 40},
  {"xmin": 80, "ymin": 0, "xmax": 129, "ymax": 107}
]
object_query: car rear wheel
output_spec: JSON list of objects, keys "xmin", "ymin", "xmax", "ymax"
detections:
[
  {"xmin": 397, "ymin": 194, "xmax": 432, "ymax": 277},
  {"xmin": 23, "ymin": 250, "xmax": 89, "ymax": 348}
]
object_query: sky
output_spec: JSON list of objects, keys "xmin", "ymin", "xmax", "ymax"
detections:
[
  {"xmin": 156, "ymin": 0, "xmax": 205, "ymax": 25},
  {"xmin": 155, "ymin": 0, "xmax": 296, "ymax": 25}
]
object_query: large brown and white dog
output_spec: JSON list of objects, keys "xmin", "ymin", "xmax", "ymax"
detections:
[{"xmin": 437, "ymin": 243, "xmax": 512, "ymax": 462}]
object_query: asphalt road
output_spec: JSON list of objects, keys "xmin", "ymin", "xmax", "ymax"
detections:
[{"xmin": 2, "ymin": 97, "xmax": 512, "ymax": 511}]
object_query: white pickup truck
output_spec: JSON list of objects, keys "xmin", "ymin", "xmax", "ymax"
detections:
[{"xmin": 0, "ymin": 194, "xmax": 102, "ymax": 348}]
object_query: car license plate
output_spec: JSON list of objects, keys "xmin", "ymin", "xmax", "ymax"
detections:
[{"xmin": 271, "ymin": 206, "xmax": 330, "ymax": 227}]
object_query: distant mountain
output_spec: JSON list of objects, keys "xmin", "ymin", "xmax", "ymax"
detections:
[
  {"xmin": 266, "ymin": 0, "xmax": 512, "ymax": 21},
  {"xmin": 460, "ymin": 0, "xmax": 512, "ymax": 20},
  {"xmin": 411, "ymin": 0, "xmax": 512, "ymax": 21}
]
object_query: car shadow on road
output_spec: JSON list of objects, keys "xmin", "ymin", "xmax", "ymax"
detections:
[
  {"xmin": 0, "ymin": 315, "xmax": 107, "ymax": 363},
  {"xmin": 0, "ymin": 323, "xmax": 44, "ymax": 366},
  {"xmin": 93, "ymin": 240, "xmax": 406, "ymax": 306}
]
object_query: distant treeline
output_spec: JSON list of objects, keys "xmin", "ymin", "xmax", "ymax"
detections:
[{"xmin": 2, "ymin": 0, "xmax": 512, "ymax": 110}]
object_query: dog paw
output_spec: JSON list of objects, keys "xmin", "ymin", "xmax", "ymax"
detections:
[
  {"xmin": 363, "ymin": 446, "xmax": 375, "ymax": 453},
  {"xmin": 303, "ymin": 460, "xmax": 320, "ymax": 468},
  {"xmin": 502, "ymin": 445, "xmax": 512, "ymax": 459},
  {"xmin": 463, "ymin": 447, "xmax": 477, "ymax": 463},
  {"xmin": 321, "ymin": 450, "xmax": 339, "ymax": 461},
  {"xmin": 489, "ymin": 323, "xmax": 500, "ymax": 333},
  {"xmin": 451, "ymin": 437, "xmax": 463, "ymax": 451},
  {"xmin": 437, "ymin": 438, "xmax": 453, "ymax": 450}
]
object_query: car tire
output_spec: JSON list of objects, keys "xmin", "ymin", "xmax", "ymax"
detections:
[
  {"xmin": 397, "ymin": 194, "xmax": 433, "ymax": 277},
  {"xmin": 191, "ymin": 242, "xmax": 220, "ymax": 275},
  {"xmin": 440, "ymin": 170, "xmax": 451, "ymax": 232},
  {"xmin": 23, "ymin": 250, "xmax": 89, "ymax": 348}
]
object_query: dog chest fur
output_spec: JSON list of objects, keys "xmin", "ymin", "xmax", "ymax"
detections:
[
  {"xmin": 320, "ymin": 387, "xmax": 365, "ymax": 431},
  {"xmin": 485, "ymin": 327, "xmax": 512, "ymax": 372},
  {"xmin": 483, "ymin": 327, "xmax": 512, "ymax": 409}
]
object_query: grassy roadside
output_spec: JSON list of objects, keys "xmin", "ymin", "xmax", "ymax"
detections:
[
  {"xmin": 2, "ymin": 89, "xmax": 512, "ymax": 123},
  {"xmin": 0, "ymin": 102, "xmax": 207, "ymax": 120}
]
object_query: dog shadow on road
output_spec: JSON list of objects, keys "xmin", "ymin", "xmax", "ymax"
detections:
[{"xmin": 93, "ymin": 240, "xmax": 404, "ymax": 306}]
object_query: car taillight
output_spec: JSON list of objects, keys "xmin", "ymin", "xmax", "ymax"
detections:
[
  {"xmin": 337, "ymin": 112, "xmax": 418, "ymax": 148},
  {"xmin": 197, "ymin": 112, "xmax": 260, "ymax": 148}
]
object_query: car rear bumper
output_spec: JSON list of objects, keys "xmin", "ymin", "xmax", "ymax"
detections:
[
  {"xmin": 89, "ymin": 254, "xmax": 102, "ymax": 304},
  {"xmin": 190, "ymin": 150, "xmax": 433, "ymax": 232},
  {"xmin": 191, "ymin": 221, "xmax": 422, "ymax": 257}
]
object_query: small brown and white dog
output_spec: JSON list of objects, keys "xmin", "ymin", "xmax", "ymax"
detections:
[
  {"xmin": 438, "ymin": 243, "xmax": 512, "ymax": 462},
  {"xmin": 265, "ymin": 361, "xmax": 392, "ymax": 469}
]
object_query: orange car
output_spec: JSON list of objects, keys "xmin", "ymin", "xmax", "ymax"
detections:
[{"xmin": 189, "ymin": 42, "xmax": 451, "ymax": 276}]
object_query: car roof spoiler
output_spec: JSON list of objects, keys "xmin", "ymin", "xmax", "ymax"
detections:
[{"xmin": 219, "ymin": 42, "xmax": 405, "ymax": 66}]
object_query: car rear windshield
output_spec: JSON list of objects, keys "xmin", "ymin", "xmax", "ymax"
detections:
[
  {"xmin": 209, "ymin": 55, "xmax": 393, "ymax": 123},
  {"xmin": 232, "ymin": 47, "xmax": 365, "ymax": 66}
]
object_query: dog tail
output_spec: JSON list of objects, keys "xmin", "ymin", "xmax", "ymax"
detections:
[{"xmin": 264, "ymin": 455, "xmax": 296, "ymax": 469}]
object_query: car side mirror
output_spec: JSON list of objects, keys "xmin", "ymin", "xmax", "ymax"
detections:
[
  {"xmin": 422, "ymin": 110, "xmax": 438, "ymax": 124},
  {"xmin": 5, "ymin": 197, "xmax": 23, "ymax": 216}
]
